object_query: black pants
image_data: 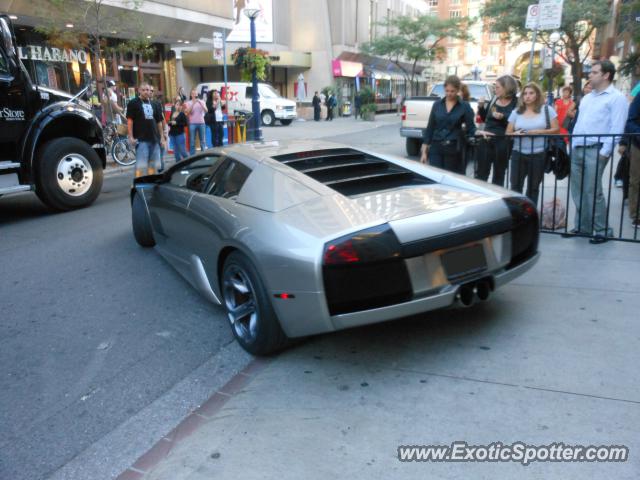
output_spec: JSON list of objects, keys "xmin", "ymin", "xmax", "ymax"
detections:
[
  {"xmin": 313, "ymin": 107, "xmax": 320, "ymax": 121},
  {"xmin": 429, "ymin": 143, "xmax": 464, "ymax": 174},
  {"xmin": 510, "ymin": 151, "xmax": 545, "ymax": 205},
  {"xmin": 326, "ymin": 107, "xmax": 333, "ymax": 121},
  {"xmin": 475, "ymin": 136, "xmax": 511, "ymax": 187}
]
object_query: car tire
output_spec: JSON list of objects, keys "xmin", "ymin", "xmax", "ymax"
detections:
[
  {"xmin": 280, "ymin": 119, "xmax": 293, "ymax": 126},
  {"xmin": 131, "ymin": 192, "xmax": 156, "ymax": 247},
  {"xmin": 261, "ymin": 110, "xmax": 275, "ymax": 127},
  {"xmin": 222, "ymin": 251, "xmax": 288, "ymax": 355},
  {"xmin": 35, "ymin": 138, "xmax": 103, "ymax": 211},
  {"xmin": 406, "ymin": 137, "xmax": 422, "ymax": 157}
]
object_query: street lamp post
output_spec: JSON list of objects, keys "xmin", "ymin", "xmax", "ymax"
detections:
[
  {"xmin": 244, "ymin": 8, "xmax": 262, "ymax": 141},
  {"xmin": 547, "ymin": 31, "xmax": 561, "ymax": 106}
]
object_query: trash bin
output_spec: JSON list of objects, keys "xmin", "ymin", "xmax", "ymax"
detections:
[{"xmin": 342, "ymin": 101, "xmax": 352, "ymax": 117}]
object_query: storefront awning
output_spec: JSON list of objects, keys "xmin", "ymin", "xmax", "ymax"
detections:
[
  {"xmin": 182, "ymin": 50, "xmax": 311, "ymax": 68},
  {"xmin": 332, "ymin": 59, "xmax": 363, "ymax": 78}
]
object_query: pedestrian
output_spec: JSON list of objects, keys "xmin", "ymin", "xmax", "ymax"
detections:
[
  {"xmin": 89, "ymin": 82, "xmax": 102, "ymax": 125},
  {"xmin": 506, "ymin": 82, "xmax": 559, "ymax": 205},
  {"xmin": 126, "ymin": 82, "xmax": 165, "ymax": 178},
  {"xmin": 177, "ymin": 85, "xmax": 187, "ymax": 102},
  {"xmin": 325, "ymin": 93, "xmax": 336, "ymax": 121},
  {"xmin": 554, "ymin": 86, "xmax": 575, "ymax": 138},
  {"xmin": 395, "ymin": 92, "xmax": 403, "ymax": 115},
  {"xmin": 149, "ymin": 86, "xmax": 168, "ymax": 171},
  {"xmin": 185, "ymin": 88, "xmax": 208, "ymax": 155},
  {"xmin": 354, "ymin": 92, "xmax": 361, "ymax": 120},
  {"xmin": 420, "ymin": 75, "xmax": 476, "ymax": 174},
  {"xmin": 103, "ymin": 80, "xmax": 124, "ymax": 125},
  {"xmin": 312, "ymin": 91, "xmax": 321, "ymax": 121},
  {"xmin": 564, "ymin": 80, "xmax": 591, "ymax": 133},
  {"xmin": 206, "ymin": 89, "xmax": 225, "ymax": 147},
  {"xmin": 475, "ymin": 75, "xmax": 519, "ymax": 186},
  {"xmin": 168, "ymin": 97, "xmax": 188, "ymax": 162},
  {"xmin": 621, "ymin": 91, "xmax": 640, "ymax": 226},
  {"xmin": 569, "ymin": 60, "xmax": 628, "ymax": 243}
]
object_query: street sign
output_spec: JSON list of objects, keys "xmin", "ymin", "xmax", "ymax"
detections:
[
  {"xmin": 525, "ymin": 4, "xmax": 539, "ymax": 29},
  {"xmin": 213, "ymin": 31, "xmax": 223, "ymax": 61},
  {"xmin": 542, "ymin": 47, "xmax": 552, "ymax": 69},
  {"xmin": 538, "ymin": 0, "xmax": 564, "ymax": 30}
]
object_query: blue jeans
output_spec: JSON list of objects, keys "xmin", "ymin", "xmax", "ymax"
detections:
[
  {"xmin": 509, "ymin": 151, "xmax": 545, "ymax": 205},
  {"xmin": 570, "ymin": 145, "xmax": 613, "ymax": 236},
  {"xmin": 170, "ymin": 133, "xmax": 187, "ymax": 162},
  {"xmin": 135, "ymin": 141, "xmax": 160, "ymax": 175},
  {"xmin": 212, "ymin": 122, "xmax": 224, "ymax": 147},
  {"xmin": 189, "ymin": 123, "xmax": 206, "ymax": 155}
]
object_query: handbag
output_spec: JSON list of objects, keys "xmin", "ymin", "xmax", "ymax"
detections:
[{"xmin": 543, "ymin": 105, "xmax": 570, "ymax": 179}]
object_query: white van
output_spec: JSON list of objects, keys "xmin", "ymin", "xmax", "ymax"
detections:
[{"xmin": 195, "ymin": 82, "xmax": 297, "ymax": 126}]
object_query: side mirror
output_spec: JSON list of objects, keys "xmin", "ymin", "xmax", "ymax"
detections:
[{"xmin": 0, "ymin": 17, "xmax": 16, "ymax": 58}]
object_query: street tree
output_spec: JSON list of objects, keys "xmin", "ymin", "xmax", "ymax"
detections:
[
  {"xmin": 482, "ymin": 0, "xmax": 610, "ymax": 98},
  {"xmin": 36, "ymin": 0, "xmax": 148, "ymax": 118},
  {"xmin": 361, "ymin": 14, "xmax": 474, "ymax": 96},
  {"xmin": 618, "ymin": 0, "xmax": 640, "ymax": 84}
]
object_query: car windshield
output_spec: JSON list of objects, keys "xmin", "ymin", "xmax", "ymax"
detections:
[
  {"xmin": 430, "ymin": 83, "xmax": 489, "ymax": 101},
  {"xmin": 259, "ymin": 85, "xmax": 282, "ymax": 99}
]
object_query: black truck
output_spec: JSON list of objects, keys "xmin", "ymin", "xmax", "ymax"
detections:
[{"xmin": 0, "ymin": 14, "xmax": 105, "ymax": 210}]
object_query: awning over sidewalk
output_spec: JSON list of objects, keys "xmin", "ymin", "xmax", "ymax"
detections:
[{"xmin": 331, "ymin": 59, "xmax": 363, "ymax": 78}]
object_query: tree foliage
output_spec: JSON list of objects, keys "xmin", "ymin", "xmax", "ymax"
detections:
[
  {"xmin": 361, "ymin": 14, "xmax": 474, "ymax": 95},
  {"xmin": 481, "ymin": 0, "xmax": 610, "ymax": 97},
  {"xmin": 35, "ymin": 0, "xmax": 149, "ymax": 115},
  {"xmin": 618, "ymin": 0, "xmax": 640, "ymax": 82}
]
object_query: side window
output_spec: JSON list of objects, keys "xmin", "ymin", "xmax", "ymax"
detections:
[
  {"xmin": 208, "ymin": 160, "xmax": 252, "ymax": 200},
  {"xmin": 169, "ymin": 155, "xmax": 225, "ymax": 192},
  {"xmin": 246, "ymin": 86, "xmax": 259, "ymax": 99}
]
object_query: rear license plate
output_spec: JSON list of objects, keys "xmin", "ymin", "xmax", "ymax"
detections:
[{"xmin": 441, "ymin": 244, "xmax": 487, "ymax": 280}]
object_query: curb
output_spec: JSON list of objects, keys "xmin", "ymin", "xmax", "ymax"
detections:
[{"xmin": 114, "ymin": 357, "xmax": 272, "ymax": 480}]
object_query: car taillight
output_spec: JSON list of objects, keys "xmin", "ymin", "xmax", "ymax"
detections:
[
  {"xmin": 323, "ymin": 224, "xmax": 402, "ymax": 266},
  {"xmin": 322, "ymin": 224, "xmax": 412, "ymax": 315},
  {"xmin": 503, "ymin": 196, "xmax": 539, "ymax": 268},
  {"xmin": 401, "ymin": 105, "xmax": 406, "ymax": 121}
]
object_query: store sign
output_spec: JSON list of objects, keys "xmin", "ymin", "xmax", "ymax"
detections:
[{"xmin": 18, "ymin": 45, "xmax": 88, "ymax": 64}]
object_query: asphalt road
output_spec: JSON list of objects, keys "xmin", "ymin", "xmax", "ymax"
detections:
[{"xmin": 0, "ymin": 117, "xmax": 405, "ymax": 480}]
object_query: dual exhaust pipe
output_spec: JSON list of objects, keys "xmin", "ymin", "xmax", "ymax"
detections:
[{"xmin": 456, "ymin": 279, "xmax": 493, "ymax": 307}]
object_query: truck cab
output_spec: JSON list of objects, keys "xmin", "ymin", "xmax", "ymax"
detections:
[{"xmin": 0, "ymin": 14, "xmax": 105, "ymax": 210}]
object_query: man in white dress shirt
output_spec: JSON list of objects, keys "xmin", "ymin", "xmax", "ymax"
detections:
[{"xmin": 570, "ymin": 60, "xmax": 629, "ymax": 244}]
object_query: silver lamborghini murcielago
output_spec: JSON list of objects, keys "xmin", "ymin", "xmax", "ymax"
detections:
[{"xmin": 131, "ymin": 141, "xmax": 540, "ymax": 355}]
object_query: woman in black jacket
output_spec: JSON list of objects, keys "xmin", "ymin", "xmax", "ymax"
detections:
[
  {"xmin": 474, "ymin": 75, "xmax": 519, "ymax": 186},
  {"xmin": 420, "ymin": 75, "xmax": 476, "ymax": 174},
  {"xmin": 168, "ymin": 97, "xmax": 188, "ymax": 161}
]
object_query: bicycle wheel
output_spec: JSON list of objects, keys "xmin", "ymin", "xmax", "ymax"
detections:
[{"xmin": 112, "ymin": 138, "xmax": 137, "ymax": 166}]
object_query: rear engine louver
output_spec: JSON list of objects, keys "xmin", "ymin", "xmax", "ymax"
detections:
[{"xmin": 272, "ymin": 148, "xmax": 432, "ymax": 196}]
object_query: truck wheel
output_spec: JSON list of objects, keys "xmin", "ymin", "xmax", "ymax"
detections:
[
  {"xmin": 131, "ymin": 192, "xmax": 156, "ymax": 247},
  {"xmin": 279, "ymin": 119, "xmax": 293, "ymax": 126},
  {"xmin": 406, "ymin": 138, "xmax": 422, "ymax": 157},
  {"xmin": 35, "ymin": 138, "xmax": 103, "ymax": 211},
  {"xmin": 261, "ymin": 110, "xmax": 275, "ymax": 127}
]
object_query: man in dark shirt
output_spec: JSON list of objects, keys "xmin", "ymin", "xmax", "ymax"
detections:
[
  {"xmin": 127, "ymin": 82, "xmax": 165, "ymax": 178},
  {"xmin": 312, "ymin": 92, "xmax": 321, "ymax": 121},
  {"xmin": 420, "ymin": 76, "xmax": 476, "ymax": 174},
  {"xmin": 623, "ymin": 93, "xmax": 640, "ymax": 226}
]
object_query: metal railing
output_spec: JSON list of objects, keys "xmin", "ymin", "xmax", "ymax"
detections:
[{"xmin": 463, "ymin": 132, "xmax": 640, "ymax": 243}]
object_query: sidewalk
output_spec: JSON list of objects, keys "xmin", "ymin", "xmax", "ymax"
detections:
[
  {"xmin": 116, "ymin": 234, "xmax": 640, "ymax": 480},
  {"xmin": 104, "ymin": 113, "xmax": 400, "ymax": 176}
]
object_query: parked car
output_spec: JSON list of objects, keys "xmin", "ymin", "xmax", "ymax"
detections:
[
  {"xmin": 196, "ymin": 81, "xmax": 297, "ymax": 127},
  {"xmin": 131, "ymin": 141, "xmax": 539, "ymax": 355},
  {"xmin": 400, "ymin": 81, "xmax": 494, "ymax": 156}
]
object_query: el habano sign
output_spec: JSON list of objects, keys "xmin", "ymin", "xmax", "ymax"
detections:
[{"xmin": 17, "ymin": 45, "xmax": 89, "ymax": 64}]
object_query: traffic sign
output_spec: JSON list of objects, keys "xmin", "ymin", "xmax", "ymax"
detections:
[
  {"xmin": 526, "ymin": 1, "xmax": 563, "ymax": 31},
  {"xmin": 538, "ymin": 0, "xmax": 563, "ymax": 30},
  {"xmin": 525, "ymin": 4, "xmax": 539, "ymax": 29},
  {"xmin": 213, "ymin": 31, "xmax": 223, "ymax": 61}
]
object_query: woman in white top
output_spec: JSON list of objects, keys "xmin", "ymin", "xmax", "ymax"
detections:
[{"xmin": 506, "ymin": 82, "xmax": 559, "ymax": 205}]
